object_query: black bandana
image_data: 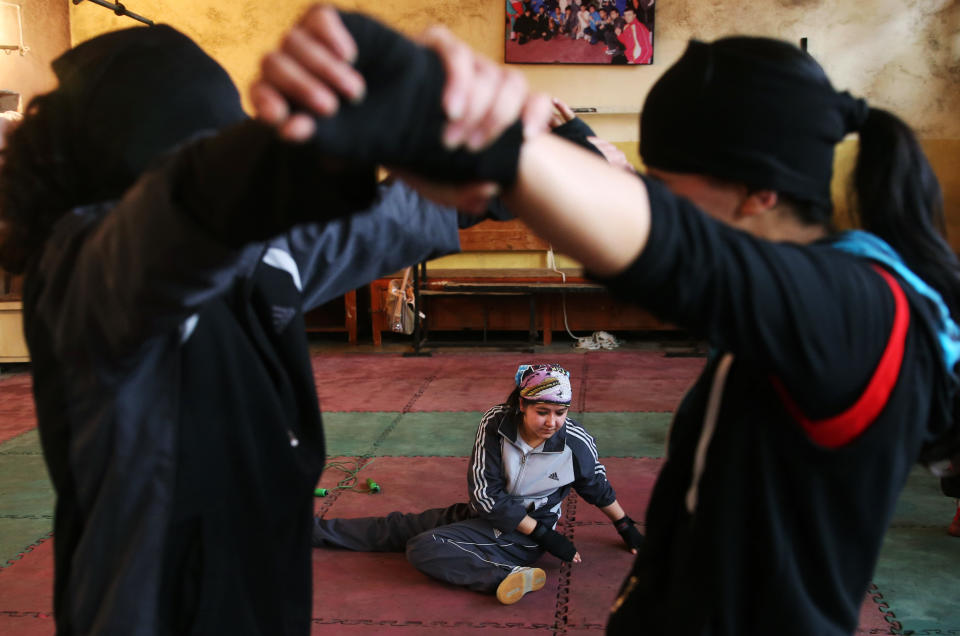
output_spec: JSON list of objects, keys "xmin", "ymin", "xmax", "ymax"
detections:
[
  {"xmin": 641, "ymin": 37, "xmax": 868, "ymax": 211},
  {"xmin": 51, "ymin": 24, "xmax": 246, "ymax": 202}
]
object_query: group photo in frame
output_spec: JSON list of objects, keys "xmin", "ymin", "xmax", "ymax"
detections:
[{"xmin": 505, "ymin": 0, "xmax": 655, "ymax": 65}]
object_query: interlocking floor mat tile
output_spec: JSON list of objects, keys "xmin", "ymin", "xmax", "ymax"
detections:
[
  {"xmin": 580, "ymin": 377, "xmax": 697, "ymax": 413},
  {"xmin": 578, "ymin": 413, "xmax": 671, "ymax": 458},
  {"xmin": 315, "ymin": 457, "xmax": 470, "ymax": 519},
  {"xmin": 323, "ymin": 412, "xmax": 401, "ymax": 457},
  {"xmin": 0, "ymin": 614, "xmax": 55, "ymax": 636},
  {"xmin": 871, "ymin": 526, "xmax": 960, "ymax": 633},
  {"xmin": 857, "ymin": 584, "xmax": 902, "ymax": 634},
  {"xmin": 0, "ymin": 538, "xmax": 54, "ymax": 612},
  {"xmin": 311, "ymin": 355, "xmax": 444, "ymax": 379},
  {"xmin": 409, "ymin": 377, "xmax": 524, "ymax": 412},
  {"xmin": 316, "ymin": 376, "xmax": 430, "ymax": 412},
  {"xmin": 0, "ymin": 375, "xmax": 36, "ymax": 445},
  {"xmin": 562, "ymin": 524, "xmax": 638, "ymax": 632},
  {"xmin": 0, "ymin": 455, "xmax": 54, "ymax": 518},
  {"xmin": 312, "ymin": 622, "xmax": 556, "ymax": 634},
  {"xmin": 569, "ymin": 458, "xmax": 662, "ymax": 526},
  {"xmin": 370, "ymin": 412, "xmax": 482, "ymax": 457},
  {"xmin": 889, "ymin": 465, "xmax": 957, "ymax": 529},
  {"xmin": 310, "ymin": 549, "xmax": 562, "ymax": 627},
  {"xmin": 0, "ymin": 519, "xmax": 51, "ymax": 569},
  {"xmin": 0, "ymin": 430, "xmax": 41, "ymax": 455},
  {"xmin": 425, "ymin": 353, "xmax": 586, "ymax": 379}
]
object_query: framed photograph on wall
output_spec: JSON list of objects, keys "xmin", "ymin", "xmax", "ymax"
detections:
[{"xmin": 505, "ymin": 0, "xmax": 655, "ymax": 65}]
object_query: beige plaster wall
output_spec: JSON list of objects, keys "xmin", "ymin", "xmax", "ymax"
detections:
[
  {"xmin": 69, "ymin": 0, "xmax": 960, "ymax": 142},
  {"xmin": 0, "ymin": 0, "xmax": 71, "ymax": 108}
]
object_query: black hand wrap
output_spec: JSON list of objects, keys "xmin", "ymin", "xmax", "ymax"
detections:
[
  {"xmin": 550, "ymin": 118, "xmax": 604, "ymax": 158},
  {"xmin": 455, "ymin": 118, "xmax": 599, "ymax": 228},
  {"xmin": 531, "ymin": 521, "xmax": 577, "ymax": 562},
  {"xmin": 613, "ymin": 515, "xmax": 644, "ymax": 551},
  {"xmin": 309, "ymin": 12, "xmax": 524, "ymax": 186}
]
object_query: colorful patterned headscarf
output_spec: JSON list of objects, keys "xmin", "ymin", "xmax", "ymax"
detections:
[{"xmin": 515, "ymin": 364, "xmax": 572, "ymax": 405}]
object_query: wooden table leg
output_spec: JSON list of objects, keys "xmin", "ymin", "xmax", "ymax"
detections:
[
  {"xmin": 369, "ymin": 282, "xmax": 384, "ymax": 346},
  {"xmin": 542, "ymin": 295, "xmax": 553, "ymax": 346},
  {"xmin": 344, "ymin": 290, "xmax": 357, "ymax": 345}
]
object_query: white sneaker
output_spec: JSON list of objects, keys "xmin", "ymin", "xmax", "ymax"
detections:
[{"xmin": 496, "ymin": 566, "xmax": 546, "ymax": 605}]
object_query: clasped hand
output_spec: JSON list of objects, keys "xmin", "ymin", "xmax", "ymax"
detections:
[{"xmin": 250, "ymin": 4, "xmax": 552, "ymax": 212}]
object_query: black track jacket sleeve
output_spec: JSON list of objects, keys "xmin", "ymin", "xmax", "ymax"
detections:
[
  {"xmin": 565, "ymin": 420, "xmax": 617, "ymax": 508},
  {"xmin": 467, "ymin": 406, "xmax": 529, "ymax": 531},
  {"xmin": 597, "ymin": 176, "xmax": 897, "ymax": 420}
]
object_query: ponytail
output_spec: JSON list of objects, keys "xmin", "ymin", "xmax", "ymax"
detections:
[
  {"xmin": 850, "ymin": 107, "xmax": 960, "ymax": 318},
  {"xmin": 505, "ymin": 386, "xmax": 523, "ymax": 412}
]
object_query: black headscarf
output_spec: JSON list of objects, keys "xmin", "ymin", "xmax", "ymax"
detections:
[
  {"xmin": 51, "ymin": 24, "xmax": 246, "ymax": 204},
  {"xmin": 640, "ymin": 37, "xmax": 868, "ymax": 213}
]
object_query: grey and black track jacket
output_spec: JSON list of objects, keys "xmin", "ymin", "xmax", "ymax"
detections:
[{"xmin": 468, "ymin": 404, "xmax": 617, "ymax": 532}]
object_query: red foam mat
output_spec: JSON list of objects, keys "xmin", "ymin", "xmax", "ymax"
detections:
[
  {"xmin": 315, "ymin": 375, "xmax": 430, "ymax": 412},
  {"xmin": 315, "ymin": 456, "xmax": 898, "ymax": 634},
  {"xmin": 310, "ymin": 351, "xmax": 704, "ymax": 413},
  {"xmin": 0, "ymin": 375, "xmax": 36, "ymax": 444},
  {"xmin": 316, "ymin": 457, "xmax": 470, "ymax": 518},
  {"xmin": 573, "ymin": 457, "xmax": 661, "ymax": 525},
  {"xmin": 0, "ymin": 615, "xmax": 54, "ymax": 636},
  {"xmin": 858, "ymin": 586, "xmax": 899, "ymax": 633},
  {"xmin": 563, "ymin": 523, "xmax": 639, "ymax": 630},
  {"xmin": 313, "ymin": 353, "xmax": 590, "ymax": 413},
  {"xmin": 312, "ymin": 620, "xmax": 550, "ymax": 634},
  {"xmin": 313, "ymin": 455, "xmax": 564, "ymax": 628},
  {"xmin": 311, "ymin": 549, "xmax": 562, "ymax": 629},
  {"xmin": 408, "ymin": 376, "xmax": 518, "ymax": 413},
  {"xmin": 0, "ymin": 462, "xmax": 903, "ymax": 636},
  {"xmin": 572, "ymin": 351, "xmax": 704, "ymax": 413},
  {"xmin": 0, "ymin": 539, "xmax": 54, "ymax": 614},
  {"xmin": 411, "ymin": 377, "xmax": 586, "ymax": 413}
]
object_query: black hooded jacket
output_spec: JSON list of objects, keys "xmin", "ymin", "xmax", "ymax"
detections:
[{"xmin": 604, "ymin": 177, "xmax": 955, "ymax": 635}]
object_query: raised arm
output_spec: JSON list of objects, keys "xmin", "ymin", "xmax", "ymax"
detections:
[
  {"xmin": 504, "ymin": 133, "xmax": 651, "ymax": 277},
  {"xmin": 292, "ymin": 179, "xmax": 461, "ymax": 310}
]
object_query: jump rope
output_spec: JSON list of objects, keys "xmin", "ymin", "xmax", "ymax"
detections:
[
  {"xmin": 313, "ymin": 458, "xmax": 380, "ymax": 497},
  {"xmin": 546, "ymin": 247, "xmax": 620, "ymax": 351}
]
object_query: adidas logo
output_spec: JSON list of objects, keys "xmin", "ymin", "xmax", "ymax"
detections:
[
  {"xmin": 493, "ymin": 528, "xmax": 502, "ymax": 538},
  {"xmin": 548, "ymin": 472, "xmax": 559, "ymax": 481},
  {"xmin": 272, "ymin": 305, "xmax": 296, "ymax": 333}
]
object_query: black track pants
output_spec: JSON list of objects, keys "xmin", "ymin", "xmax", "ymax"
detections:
[{"xmin": 312, "ymin": 503, "xmax": 544, "ymax": 592}]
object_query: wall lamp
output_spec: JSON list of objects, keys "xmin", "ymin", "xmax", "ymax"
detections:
[{"xmin": 0, "ymin": 2, "xmax": 28, "ymax": 56}]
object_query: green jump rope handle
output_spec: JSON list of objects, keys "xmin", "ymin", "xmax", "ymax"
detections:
[
  {"xmin": 314, "ymin": 487, "xmax": 329, "ymax": 497},
  {"xmin": 366, "ymin": 478, "xmax": 381, "ymax": 493}
]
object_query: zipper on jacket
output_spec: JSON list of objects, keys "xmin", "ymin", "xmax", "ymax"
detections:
[{"xmin": 511, "ymin": 452, "xmax": 529, "ymax": 495}]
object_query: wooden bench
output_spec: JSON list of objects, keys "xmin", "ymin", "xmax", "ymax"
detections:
[
  {"xmin": 407, "ymin": 266, "xmax": 604, "ymax": 352},
  {"xmin": 369, "ymin": 219, "xmax": 671, "ymax": 349},
  {"xmin": 369, "ymin": 219, "xmax": 585, "ymax": 347},
  {"xmin": 0, "ymin": 296, "xmax": 29, "ymax": 364}
]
